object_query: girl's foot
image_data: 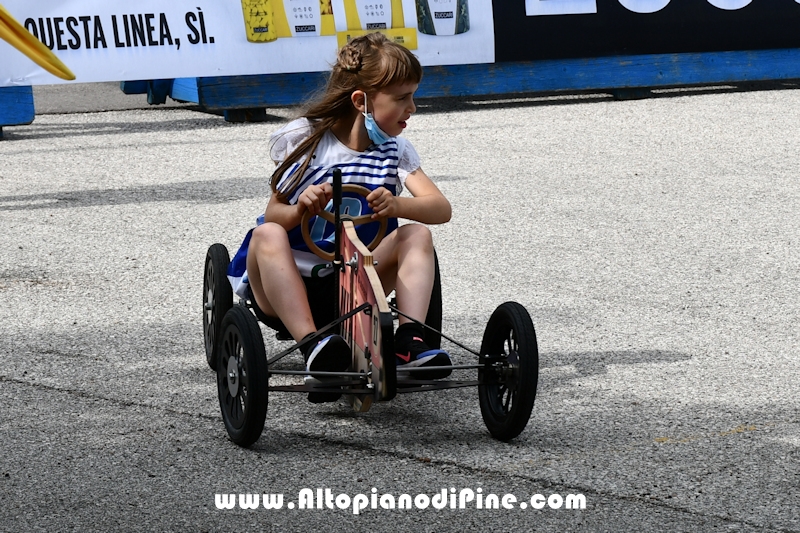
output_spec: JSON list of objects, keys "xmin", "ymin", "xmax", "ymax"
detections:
[
  {"xmin": 395, "ymin": 323, "xmax": 452, "ymax": 380},
  {"xmin": 304, "ymin": 334, "xmax": 350, "ymax": 403}
]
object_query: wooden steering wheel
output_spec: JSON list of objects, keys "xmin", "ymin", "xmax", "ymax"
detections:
[{"xmin": 300, "ymin": 184, "xmax": 388, "ymax": 261}]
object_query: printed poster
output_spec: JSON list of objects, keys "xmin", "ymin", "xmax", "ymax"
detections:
[{"xmin": 0, "ymin": 0, "xmax": 492, "ymax": 86}]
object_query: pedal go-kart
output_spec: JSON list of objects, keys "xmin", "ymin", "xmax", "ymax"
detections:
[{"xmin": 203, "ymin": 170, "xmax": 539, "ymax": 447}]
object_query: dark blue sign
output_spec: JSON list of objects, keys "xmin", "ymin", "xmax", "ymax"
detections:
[{"xmin": 493, "ymin": 0, "xmax": 800, "ymax": 62}]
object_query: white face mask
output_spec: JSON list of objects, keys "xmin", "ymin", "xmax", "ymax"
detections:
[{"xmin": 362, "ymin": 98, "xmax": 391, "ymax": 145}]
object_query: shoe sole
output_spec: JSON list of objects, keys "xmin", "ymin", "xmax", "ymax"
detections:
[{"xmin": 397, "ymin": 352, "xmax": 452, "ymax": 380}]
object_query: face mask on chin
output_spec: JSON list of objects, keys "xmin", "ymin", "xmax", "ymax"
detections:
[{"xmin": 362, "ymin": 97, "xmax": 391, "ymax": 145}]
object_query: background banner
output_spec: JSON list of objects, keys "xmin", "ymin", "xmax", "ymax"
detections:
[
  {"xmin": 5, "ymin": 1, "xmax": 800, "ymax": 88},
  {"xmin": 0, "ymin": 0, "xmax": 493, "ymax": 86}
]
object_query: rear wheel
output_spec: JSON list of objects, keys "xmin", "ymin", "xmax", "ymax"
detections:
[
  {"xmin": 203, "ymin": 244, "xmax": 233, "ymax": 370},
  {"xmin": 478, "ymin": 302, "xmax": 539, "ymax": 441},
  {"xmin": 217, "ymin": 305, "xmax": 268, "ymax": 447}
]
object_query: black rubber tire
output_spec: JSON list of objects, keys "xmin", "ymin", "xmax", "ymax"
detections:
[
  {"xmin": 422, "ymin": 250, "xmax": 443, "ymax": 349},
  {"xmin": 217, "ymin": 305, "xmax": 268, "ymax": 447},
  {"xmin": 203, "ymin": 244, "xmax": 233, "ymax": 371},
  {"xmin": 478, "ymin": 302, "xmax": 539, "ymax": 441}
]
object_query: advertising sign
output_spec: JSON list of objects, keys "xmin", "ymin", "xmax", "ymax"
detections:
[{"xmin": 0, "ymin": 0, "xmax": 493, "ymax": 86}]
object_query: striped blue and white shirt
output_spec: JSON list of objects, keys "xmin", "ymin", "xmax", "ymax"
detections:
[{"xmin": 228, "ymin": 118, "xmax": 421, "ymax": 297}]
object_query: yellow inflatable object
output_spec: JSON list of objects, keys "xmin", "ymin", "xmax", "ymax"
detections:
[{"xmin": 0, "ymin": 3, "xmax": 75, "ymax": 80}]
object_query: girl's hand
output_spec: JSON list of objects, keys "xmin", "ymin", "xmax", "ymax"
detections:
[
  {"xmin": 298, "ymin": 183, "xmax": 332, "ymax": 216},
  {"xmin": 367, "ymin": 187, "xmax": 397, "ymax": 219}
]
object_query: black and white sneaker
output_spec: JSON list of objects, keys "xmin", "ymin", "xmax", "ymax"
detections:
[
  {"xmin": 395, "ymin": 324, "xmax": 452, "ymax": 380},
  {"xmin": 304, "ymin": 334, "xmax": 350, "ymax": 403}
]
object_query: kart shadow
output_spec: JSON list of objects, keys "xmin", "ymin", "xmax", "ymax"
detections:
[{"xmin": 541, "ymin": 349, "xmax": 691, "ymax": 377}]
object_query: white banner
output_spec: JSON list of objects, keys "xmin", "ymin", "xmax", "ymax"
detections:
[{"xmin": 0, "ymin": 0, "xmax": 493, "ymax": 87}]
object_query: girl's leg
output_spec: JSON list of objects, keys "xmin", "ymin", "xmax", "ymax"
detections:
[
  {"xmin": 373, "ymin": 224, "xmax": 450, "ymax": 378},
  {"xmin": 246, "ymin": 222, "xmax": 316, "ymax": 342},
  {"xmin": 248, "ymin": 222, "xmax": 350, "ymax": 402},
  {"xmin": 372, "ymin": 223, "xmax": 435, "ymax": 325}
]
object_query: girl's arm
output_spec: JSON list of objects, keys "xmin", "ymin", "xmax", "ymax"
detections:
[
  {"xmin": 264, "ymin": 183, "xmax": 333, "ymax": 231},
  {"xmin": 367, "ymin": 167, "xmax": 451, "ymax": 224}
]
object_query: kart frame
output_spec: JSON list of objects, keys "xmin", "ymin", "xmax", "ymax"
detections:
[{"xmin": 204, "ymin": 169, "xmax": 540, "ymax": 447}]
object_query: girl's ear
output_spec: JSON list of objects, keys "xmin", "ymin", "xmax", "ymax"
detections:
[{"xmin": 351, "ymin": 90, "xmax": 367, "ymax": 113}]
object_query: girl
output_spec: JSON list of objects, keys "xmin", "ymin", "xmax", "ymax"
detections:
[{"xmin": 228, "ymin": 33, "xmax": 451, "ymax": 402}]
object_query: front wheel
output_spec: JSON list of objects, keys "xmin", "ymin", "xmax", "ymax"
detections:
[
  {"xmin": 217, "ymin": 305, "xmax": 268, "ymax": 447},
  {"xmin": 478, "ymin": 302, "xmax": 539, "ymax": 441}
]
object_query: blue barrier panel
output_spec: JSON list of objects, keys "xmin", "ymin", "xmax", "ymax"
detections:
[
  {"xmin": 170, "ymin": 78, "xmax": 200, "ymax": 104},
  {"xmin": 0, "ymin": 86, "xmax": 35, "ymax": 137},
  {"xmin": 120, "ymin": 79, "xmax": 200, "ymax": 105},
  {"xmin": 196, "ymin": 72, "xmax": 328, "ymax": 109},
  {"xmin": 157, "ymin": 47, "xmax": 800, "ymax": 112},
  {"xmin": 119, "ymin": 81, "xmax": 149, "ymax": 95},
  {"xmin": 425, "ymin": 49, "xmax": 800, "ymax": 96}
]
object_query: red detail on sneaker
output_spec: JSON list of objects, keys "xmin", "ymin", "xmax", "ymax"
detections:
[{"xmin": 397, "ymin": 337, "xmax": 425, "ymax": 363}]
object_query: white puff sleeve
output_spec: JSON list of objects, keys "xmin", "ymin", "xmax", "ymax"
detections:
[
  {"xmin": 269, "ymin": 118, "xmax": 314, "ymax": 164},
  {"xmin": 396, "ymin": 137, "xmax": 421, "ymax": 192}
]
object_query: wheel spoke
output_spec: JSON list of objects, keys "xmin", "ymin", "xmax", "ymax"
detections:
[
  {"xmin": 228, "ymin": 394, "xmax": 237, "ymax": 420},
  {"xmin": 496, "ymin": 384, "xmax": 507, "ymax": 407},
  {"xmin": 505, "ymin": 329, "xmax": 517, "ymax": 355},
  {"xmin": 206, "ymin": 310, "xmax": 214, "ymax": 350},
  {"xmin": 503, "ymin": 388, "xmax": 513, "ymax": 412},
  {"xmin": 236, "ymin": 395, "xmax": 244, "ymax": 419},
  {"xmin": 223, "ymin": 387, "xmax": 235, "ymax": 418},
  {"xmin": 220, "ymin": 363, "xmax": 229, "ymax": 397}
]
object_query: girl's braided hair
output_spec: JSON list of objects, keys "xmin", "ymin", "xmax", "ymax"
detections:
[{"xmin": 270, "ymin": 33, "xmax": 422, "ymax": 199}]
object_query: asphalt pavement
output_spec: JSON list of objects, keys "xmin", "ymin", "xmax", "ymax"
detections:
[{"xmin": 0, "ymin": 82, "xmax": 798, "ymax": 532}]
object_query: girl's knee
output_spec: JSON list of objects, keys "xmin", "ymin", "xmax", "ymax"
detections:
[
  {"xmin": 248, "ymin": 222, "xmax": 292, "ymax": 258},
  {"xmin": 397, "ymin": 223, "xmax": 433, "ymax": 249},
  {"xmin": 251, "ymin": 222, "xmax": 291, "ymax": 253}
]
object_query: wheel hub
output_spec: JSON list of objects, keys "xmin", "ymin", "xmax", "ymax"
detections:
[
  {"xmin": 501, "ymin": 351, "xmax": 519, "ymax": 391},
  {"xmin": 205, "ymin": 288, "xmax": 214, "ymax": 318},
  {"xmin": 205, "ymin": 288, "xmax": 213, "ymax": 309},
  {"xmin": 226, "ymin": 356, "xmax": 240, "ymax": 397}
]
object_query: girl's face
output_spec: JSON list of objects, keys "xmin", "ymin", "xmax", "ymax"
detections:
[{"xmin": 367, "ymin": 82, "xmax": 418, "ymax": 137}]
